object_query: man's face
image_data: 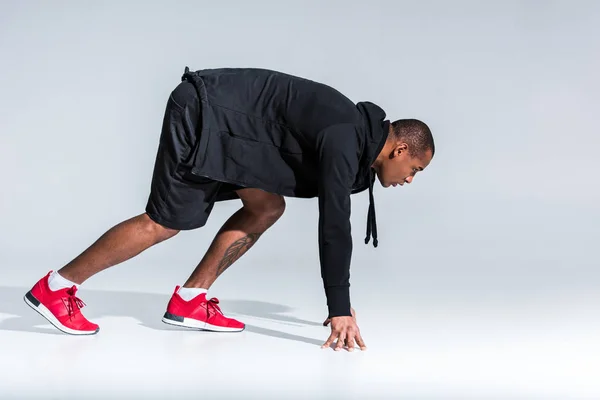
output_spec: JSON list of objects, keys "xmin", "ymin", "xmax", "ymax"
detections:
[{"xmin": 374, "ymin": 144, "xmax": 432, "ymax": 188}]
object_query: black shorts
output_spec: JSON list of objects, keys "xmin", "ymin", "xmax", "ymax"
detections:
[{"xmin": 145, "ymin": 80, "xmax": 243, "ymax": 230}]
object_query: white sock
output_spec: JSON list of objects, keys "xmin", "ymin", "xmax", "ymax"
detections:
[
  {"xmin": 48, "ymin": 271, "xmax": 79, "ymax": 291},
  {"xmin": 177, "ymin": 286, "xmax": 208, "ymax": 301}
]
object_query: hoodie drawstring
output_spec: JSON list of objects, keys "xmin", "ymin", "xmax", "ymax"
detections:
[{"xmin": 364, "ymin": 168, "xmax": 378, "ymax": 248}]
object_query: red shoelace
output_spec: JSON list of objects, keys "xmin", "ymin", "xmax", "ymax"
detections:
[
  {"xmin": 61, "ymin": 286, "xmax": 86, "ymax": 319},
  {"xmin": 206, "ymin": 297, "xmax": 224, "ymax": 316}
]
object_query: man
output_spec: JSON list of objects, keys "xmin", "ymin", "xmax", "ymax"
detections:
[{"xmin": 24, "ymin": 67, "xmax": 434, "ymax": 351}]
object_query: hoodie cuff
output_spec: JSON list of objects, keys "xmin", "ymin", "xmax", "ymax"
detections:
[{"xmin": 325, "ymin": 286, "xmax": 351, "ymax": 318}]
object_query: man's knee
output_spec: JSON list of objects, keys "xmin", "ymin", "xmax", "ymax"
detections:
[
  {"xmin": 238, "ymin": 189, "xmax": 286, "ymax": 224},
  {"xmin": 251, "ymin": 196, "xmax": 286, "ymax": 223},
  {"xmin": 141, "ymin": 213, "xmax": 180, "ymax": 243},
  {"xmin": 262, "ymin": 196, "xmax": 286, "ymax": 221}
]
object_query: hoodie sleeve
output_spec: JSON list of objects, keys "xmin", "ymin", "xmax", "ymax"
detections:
[{"xmin": 316, "ymin": 124, "xmax": 361, "ymax": 318}]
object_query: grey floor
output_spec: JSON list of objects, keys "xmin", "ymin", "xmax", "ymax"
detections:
[{"xmin": 1, "ymin": 237, "xmax": 599, "ymax": 399}]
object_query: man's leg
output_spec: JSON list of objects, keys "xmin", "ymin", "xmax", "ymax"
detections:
[
  {"xmin": 58, "ymin": 213, "xmax": 179, "ymax": 284},
  {"xmin": 161, "ymin": 187, "xmax": 285, "ymax": 332},
  {"xmin": 183, "ymin": 187, "xmax": 286, "ymax": 289},
  {"xmin": 24, "ymin": 78, "xmax": 204, "ymax": 335},
  {"xmin": 24, "ymin": 212, "xmax": 179, "ymax": 335}
]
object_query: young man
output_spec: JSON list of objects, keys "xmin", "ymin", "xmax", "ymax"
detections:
[{"xmin": 24, "ymin": 67, "xmax": 434, "ymax": 352}]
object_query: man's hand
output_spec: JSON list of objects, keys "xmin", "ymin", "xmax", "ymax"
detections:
[{"xmin": 321, "ymin": 308, "xmax": 367, "ymax": 351}]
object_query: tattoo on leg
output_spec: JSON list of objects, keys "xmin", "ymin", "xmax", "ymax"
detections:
[{"xmin": 216, "ymin": 233, "xmax": 262, "ymax": 277}]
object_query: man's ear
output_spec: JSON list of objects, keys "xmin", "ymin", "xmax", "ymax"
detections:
[{"xmin": 393, "ymin": 142, "xmax": 408, "ymax": 158}]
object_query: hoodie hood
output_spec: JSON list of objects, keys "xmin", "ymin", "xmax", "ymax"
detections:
[{"xmin": 355, "ymin": 101, "xmax": 390, "ymax": 249}]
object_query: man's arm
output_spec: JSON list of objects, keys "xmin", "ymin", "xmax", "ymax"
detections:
[{"xmin": 316, "ymin": 124, "xmax": 360, "ymax": 318}]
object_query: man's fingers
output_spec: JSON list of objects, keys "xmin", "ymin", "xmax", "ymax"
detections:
[
  {"xmin": 322, "ymin": 317, "xmax": 364, "ymax": 352},
  {"xmin": 335, "ymin": 331, "xmax": 346, "ymax": 351},
  {"xmin": 346, "ymin": 332, "xmax": 356, "ymax": 352},
  {"xmin": 355, "ymin": 330, "xmax": 367, "ymax": 350},
  {"xmin": 321, "ymin": 331, "xmax": 337, "ymax": 349}
]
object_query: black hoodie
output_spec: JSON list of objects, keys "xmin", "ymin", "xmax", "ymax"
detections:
[{"xmin": 181, "ymin": 67, "xmax": 389, "ymax": 318}]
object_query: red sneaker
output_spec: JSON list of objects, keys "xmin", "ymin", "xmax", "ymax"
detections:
[
  {"xmin": 24, "ymin": 271, "xmax": 99, "ymax": 335},
  {"xmin": 162, "ymin": 286, "xmax": 245, "ymax": 332}
]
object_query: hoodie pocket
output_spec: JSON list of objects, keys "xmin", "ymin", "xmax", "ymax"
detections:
[{"xmin": 218, "ymin": 130, "xmax": 301, "ymax": 191}]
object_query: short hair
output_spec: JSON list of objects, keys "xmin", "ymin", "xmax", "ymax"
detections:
[{"xmin": 390, "ymin": 119, "xmax": 435, "ymax": 158}]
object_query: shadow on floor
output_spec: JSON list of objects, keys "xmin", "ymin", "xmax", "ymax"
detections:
[{"xmin": 0, "ymin": 286, "xmax": 326, "ymax": 347}]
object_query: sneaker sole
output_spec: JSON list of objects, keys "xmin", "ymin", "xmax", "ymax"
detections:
[
  {"xmin": 161, "ymin": 312, "xmax": 245, "ymax": 332},
  {"xmin": 23, "ymin": 291, "xmax": 99, "ymax": 336}
]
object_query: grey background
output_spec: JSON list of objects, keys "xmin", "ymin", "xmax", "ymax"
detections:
[
  {"xmin": 0, "ymin": 1, "xmax": 599, "ymax": 398},
  {"xmin": 1, "ymin": 0, "xmax": 598, "ymax": 294}
]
